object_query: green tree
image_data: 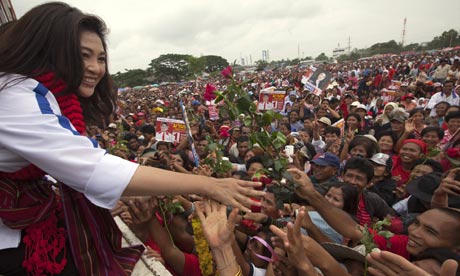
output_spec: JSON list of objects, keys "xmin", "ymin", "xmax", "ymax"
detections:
[
  {"xmin": 255, "ymin": 60, "xmax": 269, "ymax": 71},
  {"xmin": 188, "ymin": 56, "xmax": 205, "ymax": 77},
  {"xmin": 112, "ymin": 69, "xmax": 149, "ymax": 88},
  {"xmin": 368, "ymin": 40, "xmax": 401, "ymax": 55},
  {"xmin": 149, "ymin": 54, "xmax": 193, "ymax": 82},
  {"xmin": 201, "ymin": 55, "xmax": 229, "ymax": 73},
  {"xmin": 426, "ymin": 29, "xmax": 460, "ymax": 49},
  {"xmin": 315, "ymin": 52, "xmax": 329, "ymax": 61}
]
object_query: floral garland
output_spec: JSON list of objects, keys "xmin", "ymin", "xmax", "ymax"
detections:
[{"xmin": 191, "ymin": 218, "xmax": 217, "ymax": 276}]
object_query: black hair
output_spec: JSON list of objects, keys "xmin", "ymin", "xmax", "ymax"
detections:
[
  {"xmin": 329, "ymin": 97, "xmax": 340, "ymax": 105},
  {"xmin": 413, "ymin": 159, "xmax": 443, "ymax": 174},
  {"xmin": 303, "ymin": 114, "xmax": 314, "ymax": 121},
  {"xmin": 445, "ymin": 110, "xmax": 460, "ymax": 123},
  {"xmin": 141, "ymin": 124, "xmax": 155, "ymax": 135},
  {"xmin": 232, "ymin": 171, "xmax": 249, "ymax": 180},
  {"xmin": 326, "ymin": 182, "xmax": 359, "ymax": 215},
  {"xmin": 245, "ymin": 155, "xmax": 264, "ymax": 172},
  {"xmin": 409, "ymin": 107, "xmax": 425, "ymax": 118},
  {"xmin": 344, "ymin": 157, "xmax": 374, "ymax": 183},
  {"xmin": 345, "ymin": 113, "xmax": 362, "ymax": 130},
  {"xmin": 324, "ymin": 126, "xmax": 341, "ymax": 137},
  {"xmin": 301, "ymin": 128, "xmax": 313, "ymax": 139},
  {"xmin": 0, "ymin": 2, "xmax": 115, "ymax": 126},
  {"xmin": 279, "ymin": 122, "xmax": 292, "ymax": 132},
  {"xmin": 236, "ymin": 136, "xmax": 249, "ymax": 146},
  {"xmin": 421, "ymin": 126, "xmax": 445, "ymax": 140},
  {"xmin": 156, "ymin": 141, "xmax": 170, "ymax": 149},
  {"xmin": 124, "ymin": 133, "xmax": 138, "ymax": 141},
  {"xmin": 173, "ymin": 149, "xmax": 192, "ymax": 171},
  {"xmin": 434, "ymin": 101, "xmax": 451, "ymax": 109},
  {"xmin": 348, "ymin": 136, "xmax": 380, "ymax": 158},
  {"xmin": 376, "ymin": 130, "xmax": 398, "ymax": 145}
]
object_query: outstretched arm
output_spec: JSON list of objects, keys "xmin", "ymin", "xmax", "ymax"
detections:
[
  {"xmin": 289, "ymin": 168, "xmax": 364, "ymax": 241},
  {"xmin": 125, "ymin": 166, "xmax": 265, "ymax": 213}
]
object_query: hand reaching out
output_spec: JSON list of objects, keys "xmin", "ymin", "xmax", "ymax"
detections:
[
  {"xmin": 196, "ymin": 199, "xmax": 238, "ymax": 249},
  {"xmin": 269, "ymin": 208, "xmax": 317, "ymax": 275},
  {"xmin": 367, "ymin": 250, "xmax": 458, "ymax": 276}
]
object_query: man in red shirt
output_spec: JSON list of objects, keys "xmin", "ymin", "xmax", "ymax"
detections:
[{"xmin": 290, "ymin": 168, "xmax": 460, "ymax": 260}]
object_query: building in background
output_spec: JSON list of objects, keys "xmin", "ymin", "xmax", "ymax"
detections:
[{"xmin": 0, "ymin": 0, "xmax": 16, "ymax": 25}]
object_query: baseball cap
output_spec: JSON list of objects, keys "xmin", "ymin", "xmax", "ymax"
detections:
[
  {"xmin": 390, "ymin": 113, "xmax": 408, "ymax": 123},
  {"xmin": 351, "ymin": 101, "xmax": 360, "ymax": 107},
  {"xmin": 318, "ymin": 117, "xmax": 332, "ymax": 126},
  {"xmin": 355, "ymin": 104, "xmax": 367, "ymax": 111},
  {"xmin": 108, "ymin": 123, "xmax": 117, "ymax": 129},
  {"xmin": 311, "ymin": 152, "xmax": 340, "ymax": 168},
  {"xmin": 370, "ymin": 153, "xmax": 390, "ymax": 166}
]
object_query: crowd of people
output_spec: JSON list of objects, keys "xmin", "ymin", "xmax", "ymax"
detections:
[
  {"xmin": 1, "ymin": 2, "xmax": 460, "ymax": 276},
  {"xmin": 91, "ymin": 45, "xmax": 460, "ymax": 275}
]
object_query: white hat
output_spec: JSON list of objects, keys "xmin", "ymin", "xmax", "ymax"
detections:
[
  {"xmin": 351, "ymin": 101, "xmax": 360, "ymax": 107},
  {"xmin": 318, "ymin": 117, "xmax": 332, "ymax": 126},
  {"xmin": 355, "ymin": 104, "xmax": 367, "ymax": 111},
  {"xmin": 108, "ymin": 123, "xmax": 117, "ymax": 129}
]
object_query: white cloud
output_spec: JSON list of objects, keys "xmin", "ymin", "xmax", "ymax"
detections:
[{"xmin": 13, "ymin": 0, "xmax": 460, "ymax": 73}]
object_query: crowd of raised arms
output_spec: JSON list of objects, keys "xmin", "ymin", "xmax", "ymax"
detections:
[
  {"xmin": 97, "ymin": 49, "xmax": 460, "ymax": 276},
  {"xmin": 1, "ymin": 2, "xmax": 460, "ymax": 276}
]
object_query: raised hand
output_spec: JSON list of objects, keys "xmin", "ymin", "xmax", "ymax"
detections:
[
  {"xmin": 367, "ymin": 250, "xmax": 457, "ymax": 276},
  {"xmin": 196, "ymin": 199, "xmax": 238, "ymax": 249},
  {"xmin": 269, "ymin": 209, "xmax": 317, "ymax": 275}
]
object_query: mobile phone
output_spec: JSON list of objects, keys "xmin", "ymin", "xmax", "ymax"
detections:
[{"xmin": 285, "ymin": 145, "xmax": 294, "ymax": 163}]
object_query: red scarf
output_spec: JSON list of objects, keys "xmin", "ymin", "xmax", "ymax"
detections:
[{"xmin": 0, "ymin": 72, "xmax": 143, "ymax": 275}]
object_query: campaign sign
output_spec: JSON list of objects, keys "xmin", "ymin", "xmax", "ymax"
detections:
[
  {"xmin": 258, "ymin": 90, "xmax": 286, "ymax": 112},
  {"xmin": 304, "ymin": 82, "xmax": 323, "ymax": 96},
  {"xmin": 155, "ymin": 117, "xmax": 186, "ymax": 143},
  {"xmin": 380, "ymin": 89, "xmax": 396, "ymax": 102},
  {"xmin": 307, "ymin": 68, "xmax": 332, "ymax": 91}
]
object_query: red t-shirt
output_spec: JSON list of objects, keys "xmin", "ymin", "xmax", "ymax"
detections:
[
  {"xmin": 391, "ymin": 156, "xmax": 411, "ymax": 187},
  {"xmin": 356, "ymin": 195, "xmax": 372, "ymax": 227},
  {"xmin": 145, "ymin": 238, "xmax": 202, "ymax": 276},
  {"xmin": 372, "ymin": 231, "xmax": 410, "ymax": 260}
]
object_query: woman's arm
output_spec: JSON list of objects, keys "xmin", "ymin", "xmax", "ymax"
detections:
[{"xmin": 125, "ymin": 166, "xmax": 264, "ymax": 213}]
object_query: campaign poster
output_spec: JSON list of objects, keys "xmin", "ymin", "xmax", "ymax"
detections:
[
  {"xmin": 307, "ymin": 68, "xmax": 332, "ymax": 91},
  {"xmin": 389, "ymin": 80, "xmax": 402, "ymax": 91},
  {"xmin": 155, "ymin": 117, "xmax": 186, "ymax": 144},
  {"xmin": 332, "ymin": 118, "xmax": 345, "ymax": 136},
  {"xmin": 380, "ymin": 89, "xmax": 396, "ymax": 102},
  {"xmin": 304, "ymin": 82, "xmax": 323, "ymax": 96},
  {"xmin": 258, "ymin": 89, "xmax": 286, "ymax": 112},
  {"xmin": 208, "ymin": 105, "xmax": 219, "ymax": 121}
]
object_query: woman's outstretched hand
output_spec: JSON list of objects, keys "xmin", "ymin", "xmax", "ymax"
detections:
[{"xmin": 210, "ymin": 178, "xmax": 265, "ymax": 213}]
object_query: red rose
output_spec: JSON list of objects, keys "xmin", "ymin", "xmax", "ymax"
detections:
[
  {"xmin": 204, "ymin": 83, "xmax": 217, "ymax": 101},
  {"xmin": 221, "ymin": 66, "xmax": 233, "ymax": 79}
]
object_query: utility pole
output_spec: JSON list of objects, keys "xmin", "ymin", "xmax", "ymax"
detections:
[
  {"xmin": 401, "ymin": 18, "xmax": 407, "ymax": 46},
  {"xmin": 348, "ymin": 36, "xmax": 351, "ymax": 53}
]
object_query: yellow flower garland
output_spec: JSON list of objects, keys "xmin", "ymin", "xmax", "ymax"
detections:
[{"xmin": 191, "ymin": 218, "xmax": 217, "ymax": 276}]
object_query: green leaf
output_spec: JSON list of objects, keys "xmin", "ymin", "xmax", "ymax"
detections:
[
  {"xmin": 255, "ymin": 131, "xmax": 271, "ymax": 149},
  {"xmin": 237, "ymin": 94, "xmax": 253, "ymax": 113},
  {"xmin": 244, "ymin": 116, "xmax": 253, "ymax": 127},
  {"xmin": 271, "ymin": 131, "xmax": 287, "ymax": 150},
  {"xmin": 261, "ymin": 154, "xmax": 274, "ymax": 168},
  {"xmin": 262, "ymin": 112, "xmax": 274, "ymax": 126},
  {"xmin": 214, "ymin": 91, "xmax": 224, "ymax": 103},
  {"xmin": 274, "ymin": 159, "xmax": 284, "ymax": 172},
  {"xmin": 378, "ymin": 231, "xmax": 394, "ymax": 239}
]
